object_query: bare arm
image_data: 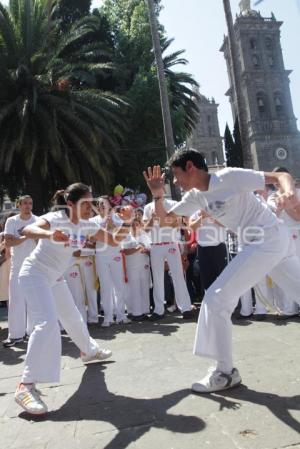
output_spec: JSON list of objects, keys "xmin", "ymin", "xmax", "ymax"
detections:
[
  {"xmin": 4, "ymin": 234, "xmax": 27, "ymax": 248},
  {"xmin": 143, "ymin": 166, "xmax": 179, "ymax": 222},
  {"xmin": 264, "ymin": 172, "xmax": 299, "ymax": 211},
  {"xmin": 21, "ymin": 219, "xmax": 69, "ymax": 242}
]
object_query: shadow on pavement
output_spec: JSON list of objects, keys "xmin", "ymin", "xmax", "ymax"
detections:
[
  {"xmin": 20, "ymin": 363, "xmax": 206, "ymax": 448},
  {"xmin": 196, "ymin": 384, "xmax": 300, "ymax": 434}
]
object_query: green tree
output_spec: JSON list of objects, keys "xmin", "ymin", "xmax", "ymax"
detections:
[
  {"xmin": 100, "ymin": 0, "xmax": 199, "ymax": 190},
  {"xmin": 224, "ymin": 120, "xmax": 244, "ymax": 168},
  {"xmin": 0, "ymin": 0, "xmax": 127, "ymax": 212},
  {"xmin": 54, "ymin": 0, "xmax": 91, "ymax": 31}
]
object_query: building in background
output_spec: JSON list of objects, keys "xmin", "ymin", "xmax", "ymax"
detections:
[
  {"xmin": 221, "ymin": 0, "xmax": 300, "ymax": 174},
  {"xmin": 187, "ymin": 87, "xmax": 225, "ymax": 166}
]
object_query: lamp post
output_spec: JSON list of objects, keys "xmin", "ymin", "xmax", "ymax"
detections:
[
  {"xmin": 145, "ymin": 0, "xmax": 180, "ymax": 199},
  {"xmin": 223, "ymin": 0, "xmax": 253, "ymax": 168}
]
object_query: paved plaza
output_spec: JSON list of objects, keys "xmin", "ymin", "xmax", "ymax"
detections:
[{"xmin": 0, "ymin": 307, "xmax": 300, "ymax": 449}]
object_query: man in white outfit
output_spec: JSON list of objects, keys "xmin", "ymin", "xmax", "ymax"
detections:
[
  {"xmin": 3, "ymin": 195, "xmax": 37, "ymax": 347},
  {"xmin": 143, "ymin": 199, "xmax": 192, "ymax": 319},
  {"xmin": 144, "ymin": 149, "xmax": 300, "ymax": 393}
]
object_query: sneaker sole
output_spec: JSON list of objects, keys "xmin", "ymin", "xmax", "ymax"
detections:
[
  {"xmin": 191, "ymin": 379, "xmax": 242, "ymax": 394},
  {"xmin": 82, "ymin": 351, "xmax": 112, "ymax": 364},
  {"xmin": 15, "ymin": 397, "xmax": 48, "ymax": 415}
]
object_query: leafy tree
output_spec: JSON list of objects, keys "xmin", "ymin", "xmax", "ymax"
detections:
[
  {"xmin": 100, "ymin": 0, "xmax": 199, "ymax": 189},
  {"xmin": 0, "ymin": 0, "xmax": 127, "ymax": 212},
  {"xmin": 224, "ymin": 120, "xmax": 244, "ymax": 168},
  {"xmin": 54, "ymin": 0, "xmax": 91, "ymax": 31}
]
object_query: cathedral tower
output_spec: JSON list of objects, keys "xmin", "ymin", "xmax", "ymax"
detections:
[{"xmin": 221, "ymin": 0, "xmax": 300, "ymax": 174}]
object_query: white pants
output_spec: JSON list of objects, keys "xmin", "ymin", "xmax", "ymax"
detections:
[
  {"xmin": 8, "ymin": 269, "xmax": 33, "ymax": 339},
  {"xmin": 19, "ymin": 274, "xmax": 99, "ymax": 384},
  {"xmin": 150, "ymin": 243, "xmax": 191, "ymax": 315},
  {"xmin": 126, "ymin": 253, "xmax": 150, "ymax": 316},
  {"xmin": 65, "ymin": 257, "xmax": 98, "ymax": 323},
  {"xmin": 95, "ymin": 248, "xmax": 126, "ymax": 322},
  {"xmin": 272, "ymin": 229, "xmax": 300, "ymax": 315},
  {"xmin": 240, "ymin": 280, "xmax": 268, "ymax": 316},
  {"xmin": 194, "ymin": 224, "xmax": 300, "ymax": 368}
]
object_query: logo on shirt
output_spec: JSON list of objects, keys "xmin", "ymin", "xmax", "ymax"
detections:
[
  {"xmin": 84, "ymin": 260, "xmax": 93, "ymax": 267},
  {"xmin": 168, "ymin": 247, "xmax": 177, "ymax": 254},
  {"xmin": 114, "ymin": 256, "xmax": 121, "ymax": 262},
  {"xmin": 207, "ymin": 201, "xmax": 226, "ymax": 217},
  {"xmin": 69, "ymin": 271, "xmax": 79, "ymax": 278}
]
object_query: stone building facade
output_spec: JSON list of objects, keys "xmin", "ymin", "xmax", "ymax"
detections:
[
  {"xmin": 186, "ymin": 88, "xmax": 224, "ymax": 166},
  {"xmin": 220, "ymin": 1, "xmax": 300, "ymax": 175}
]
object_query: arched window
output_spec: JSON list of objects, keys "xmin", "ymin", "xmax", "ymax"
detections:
[
  {"xmin": 274, "ymin": 92, "xmax": 284, "ymax": 116},
  {"xmin": 257, "ymin": 92, "xmax": 267, "ymax": 115},
  {"xmin": 250, "ymin": 38, "xmax": 257, "ymax": 50},
  {"xmin": 252, "ymin": 54, "xmax": 260, "ymax": 68},
  {"xmin": 265, "ymin": 37, "xmax": 273, "ymax": 49},
  {"xmin": 268, "ymin": 55, "xmax": 275, "ymax": 67},
  {"xmin": 212, "ymin": 151, "xmax": 218, "ymax": 165}
]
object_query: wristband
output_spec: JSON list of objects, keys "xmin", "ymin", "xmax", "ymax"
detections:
[{"xmin": 122, "ymin": 223, "xmax": 131, "ymax": 228}]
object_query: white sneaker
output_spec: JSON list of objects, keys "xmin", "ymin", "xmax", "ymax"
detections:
[
  {"xmin": 192, "ymin": 367, "xmax": 242, "ymax": 393},
  {"xmin": 167, "ymin": 305, "xmax": 177, "ymax": 313},
  {"xmin": 101, "ymin": 320, "xmax": 112, "ymax": 328},
  {"xmin": 81, "ymin": 349, "xmax": 112, "ymax": 363},
  {"xmin": 15, "ymin": 384, "xmax": 48, "ymax": 415},
  {"xmin": 116, "ymin": 317, "xmax": 131, "ymax": 324}
]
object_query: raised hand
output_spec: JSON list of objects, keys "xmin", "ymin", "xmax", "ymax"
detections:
[{"xmin": 143, "ymin": 165, "xmax": 165, "ymax": 197}]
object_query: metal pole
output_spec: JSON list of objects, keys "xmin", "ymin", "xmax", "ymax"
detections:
[
  {"xmin": 145, "ymin": 0, "xmax": 180, "ymax": 200},
  {"xmin": 146, "ymin": 0, "xmax": 175, "ymax": 160},
  {"xmin": 223, "ymin": 0, "xmax": 253, "ymax": 168}
]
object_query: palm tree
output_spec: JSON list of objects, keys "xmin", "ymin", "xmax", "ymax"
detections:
[
  {"xmin": 0, "ymin": 0, "xmax": 127, "ymax": 212},
  {"xmin": 161, "ymin": 38, "xmax": 200, "ymax": 140}
]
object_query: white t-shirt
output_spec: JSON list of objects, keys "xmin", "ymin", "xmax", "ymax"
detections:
[
  {"xmin": 4, "ymin": 214, "xmax": 38, "ymax": 271},
  {"xmin": 170, "ymin": 168, "xmax": 277, "ymax": 242},
  {"xmin": 190, "ymin": 211, "xmax": 226, "ymax": 247},
  {"xmin": 143, "ymin": 199, "xmax": 180, "ymax": 244},
  {"xmin": 20, "ymin": 211, "xmax": 98, "ymax": 284}
]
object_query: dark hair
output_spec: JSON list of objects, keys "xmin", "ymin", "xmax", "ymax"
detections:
[
  {"xmin": 166, "ymin": 149, "xmax": 208, "ymax": 172},
  {"xmin": 16, "ymin": 195, "xmax": 32, "ymax": 207},
  {"xmin": 52, "ymin": 183, "xmax": 91, "ymax": 214},
  {"xmin": 272, "ymin": 166, "xmax": 290, "ymax": 174}
]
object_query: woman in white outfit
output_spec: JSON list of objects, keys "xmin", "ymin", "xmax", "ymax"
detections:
[
  {"xmin": 122, "ymin": 218, "xmax": 151, "ymax": 320},
  {"xmin": 91, "ymin": 200, "xmax": 131, "ymax": 327},
  {"xmin": 15, "ymin": 183, "xmax": 133, "ymax": 416},
  {"xmin": 3, "ymin": 197, "xmax": 37, "ymax": 347}
]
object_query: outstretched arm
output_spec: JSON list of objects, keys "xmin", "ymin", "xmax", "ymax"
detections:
[{"xmin": 143, "ymin": 165, "xmax": 179, "ymax": 222}]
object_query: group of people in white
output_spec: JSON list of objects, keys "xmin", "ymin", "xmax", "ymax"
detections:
[{"xmin": 1, "ymin": 148, "xmax": 300, "ymax": 416}]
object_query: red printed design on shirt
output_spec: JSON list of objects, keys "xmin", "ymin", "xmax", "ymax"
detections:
[
  {"xmin": 84, "ymin": 260, "xmax": 93, "ymax": 267},
  {"xmin": 69, "ymin": 271, "xmax": 79, "ymax": 278},
  {"xmin": 168, "ymin": 247, "xmax": 177, "ymax": 254}
]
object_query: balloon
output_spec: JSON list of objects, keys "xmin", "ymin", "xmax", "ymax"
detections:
[{"xmin": 114, "ymin": 185, "xmax": 124, "ymax": 196}]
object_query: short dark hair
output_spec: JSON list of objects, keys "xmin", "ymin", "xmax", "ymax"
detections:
[
  {"xmin": 52, "ymin": 183, "xmax": 91, "ymax": 216},
  {"xmin": 166, "ymin": 149, "xmax": 208, "ymax": 172}
]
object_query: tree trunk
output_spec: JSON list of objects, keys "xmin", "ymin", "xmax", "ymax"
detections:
[{"xmin": 24, "ymin": 167, "xmax": 47, "ymax": 215}]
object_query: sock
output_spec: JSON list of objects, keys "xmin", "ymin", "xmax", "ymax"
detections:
[{"xmin": 216, "ymin": 361, "xmax": 233, "ymax": 375}]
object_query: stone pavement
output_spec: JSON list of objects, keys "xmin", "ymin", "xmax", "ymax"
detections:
[{"xmin": 0, "ymin": 306, "xmax": 300, "ymax": 449}]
